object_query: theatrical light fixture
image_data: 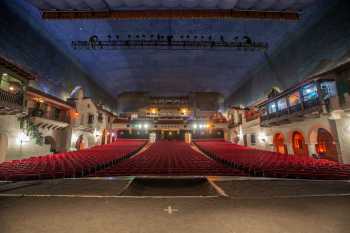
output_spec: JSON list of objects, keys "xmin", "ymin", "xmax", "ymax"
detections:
[{"xmin": 71, "ymin": 34, "xmax": 268, "ymax": 51}]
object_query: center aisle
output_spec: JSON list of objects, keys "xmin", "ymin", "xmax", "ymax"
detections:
[{"xmin": 93, "ymin": 141, "xmax": 246, "ymax": 176}]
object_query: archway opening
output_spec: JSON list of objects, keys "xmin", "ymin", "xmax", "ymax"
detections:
[
  {"xmin": 75, "ymin": 135, "xmax": 85, "ymax": 150},
  {"xmin": 44, "ymin": 136, "xmax": 57, "ymax": 153},
  {"xmin": 316, "ymin": 128, "xmax": 338, "ymax": 161},
  {"xmin": 274, "ymin": 133, "xmax": 287, "ymax": 154},
  {"xmin": 292, "ymin": 131, "xmax": 308, "ymax": 156},
  {"xmin": 101, "ymin": 129, "xmax": 107, "ymax": 145}
]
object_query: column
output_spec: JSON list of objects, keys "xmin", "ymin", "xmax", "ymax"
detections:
[{"xmin": 307, "ymin": 144, "xmax": 317, "ymax": 156}]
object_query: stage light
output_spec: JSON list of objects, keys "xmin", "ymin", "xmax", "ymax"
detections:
[
  {"xmin": 2, "ymin": 73, "xmax": 8, "ymax": 77},
  {"xmin": 192, "ymin": 124, "xmax": 198, "ymax": 129},
  {"xmin": 9, "ymin": 86, "xmax": 15, "ymax": 92},
  {"xmin": 143, "ymin": 123, "xmax": 149, "ymax": 129}
]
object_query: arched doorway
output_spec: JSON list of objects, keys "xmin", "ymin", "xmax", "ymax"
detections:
[
  {"xmin": 101, "ymin": 129, "xmax": 107, "ymax": 145},
  {"xmin": 0, "ymin": 133, "xmax": 8, "ymax": 163},
  {"xmin": 274, "ymin": 133, "xmax": 287, "ymax": 154},
  {"xmin": 316, "ymin": 128, "xmax": 338, "ymax": 161},
  {"xmin": 44, "ymin": 136, "xmax": 57, "ymax": 153},
  {"xmin": 292, "ymin": 131, "xmax": 308, "ymax": 156},
  {"xmin": 75, "ymin": 135, "xmax": 85, "ymax": 150}
]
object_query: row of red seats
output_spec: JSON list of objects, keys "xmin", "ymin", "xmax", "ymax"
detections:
[
  {"xmin": 194, "ymin": 141, "xmax": 350, "ymax": 180},
  {"xmin": 93, "ymin": 140, "xmax": 246, "ymax": 176},
  {"xmin": 0, "ymin": 140, "xmax": 146, "ymax": 181}
]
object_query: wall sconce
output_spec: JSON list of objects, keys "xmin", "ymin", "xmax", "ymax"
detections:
[
  {"xmin": 258, "ymin": 132, "xmax": 267, "ymax": 143},
  {"xmin": 17, "ymin": 132, "xmax": 30, "ymax": 145},
  {"xmin": 343, "ymin": 125, "xmax": 350, "ymax": 134},
  {"xmin": 94, "ymin": 129, "xmax": 101, "ymax": 138}
]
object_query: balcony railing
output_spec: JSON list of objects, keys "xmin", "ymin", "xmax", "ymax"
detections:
[
  {"xmin": 29, "ymin": 108, "xmax": 69, "ymax": 123},
  {"xmin": 0, "ymin": 88, "xmax": 23, "ymax": 108},
  {"xmin": 260, "ymin": 98, "xmax": 321, "ymax": 124}
]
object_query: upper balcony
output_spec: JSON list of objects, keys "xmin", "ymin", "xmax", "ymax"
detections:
[
  {"xmin": 29, "ymin": 108, "xmax": 70, "ymax": 130},
  {"xmin": 258, "ymin": 79, "xmax": 337, "ymax": 127},
  {"xmin": 0, "ymin": 88, "xmax": 23, "ymax": 115}
]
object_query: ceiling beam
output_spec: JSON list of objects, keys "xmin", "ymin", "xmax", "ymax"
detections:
[{"xmin": 42, "ymin": 9, "xmax": 299, "ymax": 21}]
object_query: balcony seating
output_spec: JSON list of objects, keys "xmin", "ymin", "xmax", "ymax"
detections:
[
  {"xmin": 194, "ymin": 141, "xmax": 350, "ymax": 180},
  {"xmin": 0, "ymin": 139, "xmax": 146, "ymax": 181},
  {"xmin": 92, "ymin": 140, "xmax": 245, "ymax": 176}
]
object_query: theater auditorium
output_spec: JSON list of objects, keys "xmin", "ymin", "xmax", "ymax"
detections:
[{"xmin": 0, "ymin": 0, "xmax": 350, "ymax": 233}]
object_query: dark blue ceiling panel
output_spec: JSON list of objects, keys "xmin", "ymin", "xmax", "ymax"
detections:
[{"xmin": 5, "ymin": 0, "xmax": 332, "ymax": 98}]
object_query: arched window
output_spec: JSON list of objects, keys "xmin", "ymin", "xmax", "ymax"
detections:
[
  {"xmin": 292, "ymin": 131, "xmax": 308, "ymax": 156},
  {"xmin": 274, "ymin": 133, "xmax": 287, "ymax": 154},
  {"xmin": 316, "ymin": 128, "xmax": 338, "ymax": 161}
]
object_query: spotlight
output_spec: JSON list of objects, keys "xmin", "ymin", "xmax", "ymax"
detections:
[{"xmin": 193, "ymin": 124, "xmax": 198, "ymax": 129}]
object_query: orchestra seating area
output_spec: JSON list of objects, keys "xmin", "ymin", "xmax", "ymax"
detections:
[
  {"xmin": 0, "ymin": 140, "xmax": 146, "ymax": 181},
  {"xmin": 92, "ymin": 140, "xmax": 246, "ymax": 176},
  {"xmin": 195, "ymin": 140, "xmax": 350, "ymax": 180},
  {"xmin": 2, "ymin": 139, "xmax": 350, "ymax": 181}
]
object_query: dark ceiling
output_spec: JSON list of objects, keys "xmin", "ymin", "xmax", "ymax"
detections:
[{"xmin": 19, "ymin": 0, "xmax": 331, "ymax": 97}]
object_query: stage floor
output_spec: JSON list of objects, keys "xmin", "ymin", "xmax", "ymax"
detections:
[{"xmin": 0, "ymin": 177, "xmax": 350, "ymax": 233}]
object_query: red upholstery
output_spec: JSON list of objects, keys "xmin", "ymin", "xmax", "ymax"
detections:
[
  {"xmin": 195, "ymin": 141, "xmax": 350, "ymax": 180},
  {"xmin": 93, "ymin": 141, "xmax": 245, "ymax": 176},
  {"xmin": 0, "ymin": 139, "xmax": 146, "ymax": 181}
]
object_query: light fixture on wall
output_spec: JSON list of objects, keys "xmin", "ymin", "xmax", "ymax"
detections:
[
  {"xmin": 343, "ymin": 125, "xmax": 350, "ymax": 134},
  {"xmin": 258, "ymin": 132, "xmax": 267, "ymax": 143},
  {"xmin": 17, "ymin": 132, "xmax": 30, "ymax": 145},
  {"xmin": 94, "ymin": 129, "xmax": 101, "ymax": 138}
]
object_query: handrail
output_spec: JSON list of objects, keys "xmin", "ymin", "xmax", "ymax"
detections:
[
  {"xmin": 261, "ymin": 98, "xmax": 321, "ymax": 122},
  {"xmin": 0, "ymin": 89, "xmax": 23, "ymax": 106}
]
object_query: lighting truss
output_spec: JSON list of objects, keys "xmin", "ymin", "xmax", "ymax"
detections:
[{"xmin": 71, "ymin": 35, "xmax": 268, "ymax": 51}]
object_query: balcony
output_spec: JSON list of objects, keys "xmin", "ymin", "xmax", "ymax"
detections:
[
  {"xmin": 260, "ymin": 98, "xmax": 322, "ymax": 127},
  {"xmin": 29, "ymin": 108, "xmax": 69, "ymax": 130},
  {"xmin": 0, "ymin": 89, "xmax": 23, "ymax": 115}
]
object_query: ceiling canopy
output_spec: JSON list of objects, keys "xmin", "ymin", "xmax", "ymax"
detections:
[
  {"xmin": 20, "ymin": 0, "xmax": 328, "ymax": 98},
  {"xmin": 28, "ymin": 0, "xmax": 315, "ymax": 11}
]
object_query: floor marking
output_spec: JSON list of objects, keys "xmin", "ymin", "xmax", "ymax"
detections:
[
  {"xmin": 207, "ymin": 178, "xmax": 228, "ymax": 197},
  {"xmin": 164, "ymin": 206, "xmax": 178, "ymax": 214},
  {"xmin": 128, "ymin": 142, "xmax": 152, "ymax": 159},
  {"xmin": 0, "ymin": 182, "xmax": 42, "ymax": 193},
  {"xmin": 0, "ymin": 193, "xmax": 220, "ymax": 199},
  {"xmin": 190, "ymin": 144, "xmax": 213, "ymax": 160},
  {"xmin": 118, "ymin": 178, "xmax": 135, "ymax": 195}
]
